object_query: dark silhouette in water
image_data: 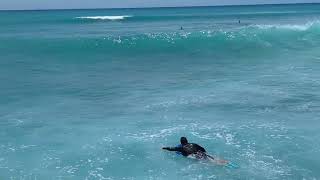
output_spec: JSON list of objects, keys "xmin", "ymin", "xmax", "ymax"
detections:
[
  {"xmin": 162, "ymin": 137, "xmax": 207, "ymax": 158},
  {"xmin": 180, "ymin": 26, "xmax": 183, "ymax": 30},
  {"xmin": 162, "ymin": 137, "xmax": 230, "ymax": 166}
]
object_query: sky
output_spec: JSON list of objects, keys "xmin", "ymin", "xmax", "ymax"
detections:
[{"xmin": 0, "ymin": 0, "xmax": 319, "ymax": 10}]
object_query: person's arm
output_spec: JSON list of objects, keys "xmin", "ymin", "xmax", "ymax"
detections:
[{"xmin": 162, "ymin": 146, "xmax": 182, "ymax": 152}]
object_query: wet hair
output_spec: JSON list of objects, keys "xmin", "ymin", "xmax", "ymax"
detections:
[{"xmin": 180, "ymin": 137, "xmax": 188, "ymax": 145}]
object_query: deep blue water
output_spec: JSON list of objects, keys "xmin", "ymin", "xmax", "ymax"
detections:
[{"xmin": 1, "ymin": 4, "xmax": 320, "ymax": 179}]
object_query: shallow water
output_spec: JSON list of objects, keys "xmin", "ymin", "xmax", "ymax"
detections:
[{"xmin": 1, "ymin": 4, "xmax": 320, "ymax": 179}]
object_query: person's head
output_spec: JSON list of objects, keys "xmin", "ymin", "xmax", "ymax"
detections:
[{"xmin": 180, "ymin": 137, "xmax": 188, "ymax": 145}]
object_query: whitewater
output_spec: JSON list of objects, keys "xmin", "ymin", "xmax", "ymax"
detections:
[
  {"xmin": 75, "ymin": 15, "xmax": 132, "ymax": 20},
  {"xmin": 0, "ymin": 3, "xmax": 320, "ymax": 180}
]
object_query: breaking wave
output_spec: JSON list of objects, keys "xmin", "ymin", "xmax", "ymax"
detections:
[{"xmin": 75, "ymin": 15, "xmax": 132, "ymax": 21}]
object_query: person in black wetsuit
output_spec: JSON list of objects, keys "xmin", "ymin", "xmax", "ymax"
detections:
[{"xmin": 162, "ymin": 137, "xmax": 208, "ymax": 159}]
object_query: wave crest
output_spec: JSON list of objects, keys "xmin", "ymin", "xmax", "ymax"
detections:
[
  {"xmin": 75, "ymin": 15, "xmax": 132, "ymax": 21},
  {"xmin": 251, "ymin": 21, "xmax": 320, "ymax": 31}
]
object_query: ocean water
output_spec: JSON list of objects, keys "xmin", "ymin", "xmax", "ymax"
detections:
[{"xmin": 1, "ymin": 3, "xmax": 320, "ymax": 179}]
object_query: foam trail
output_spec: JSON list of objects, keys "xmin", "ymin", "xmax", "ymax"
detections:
[{"xmin": 75, "ymin": 15, "xmax": 132, "ymax": 20}]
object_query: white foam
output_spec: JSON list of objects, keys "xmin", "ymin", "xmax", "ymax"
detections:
[
  {"xmin": 253, "ymin": 21, "xmax": 320, "ymax": 31},
  {"xmin": 75, "ymin": 15, "xmax": 132, "ymax": 20}
]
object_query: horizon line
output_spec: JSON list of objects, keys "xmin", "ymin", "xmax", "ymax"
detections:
[{"xmin": 0, "ymin": 2, "xmax": 319, "ymax": 11}]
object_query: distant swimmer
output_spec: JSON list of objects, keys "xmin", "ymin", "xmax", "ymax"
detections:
[
  {"xmin": 162, "ymin": 137, "xmax": 207, "ymax": 159},
  {"xmin": 238, "ymin": 20, "xmax": 241, "ymax": 24},
  {"xmin": 180, "ymin": 26, "xmax": 184, "ymax": 30},
  {"xmin": 162, "ymin": 137, "xmax": 231, "ymax": 166}
]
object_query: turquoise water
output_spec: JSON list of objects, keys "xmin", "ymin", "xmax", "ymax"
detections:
[{"xmin": 1, "ymin": 3, "xmax": 320, "ymax": 179}]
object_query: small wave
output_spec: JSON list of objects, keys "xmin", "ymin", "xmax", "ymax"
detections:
[
  {"xmin": 252, "ymin": 21, "xmax": 320, "ymax": 31},
  {"xmin": 75, "ymin": 15, "xmax": 132, "ymax": 21}
]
